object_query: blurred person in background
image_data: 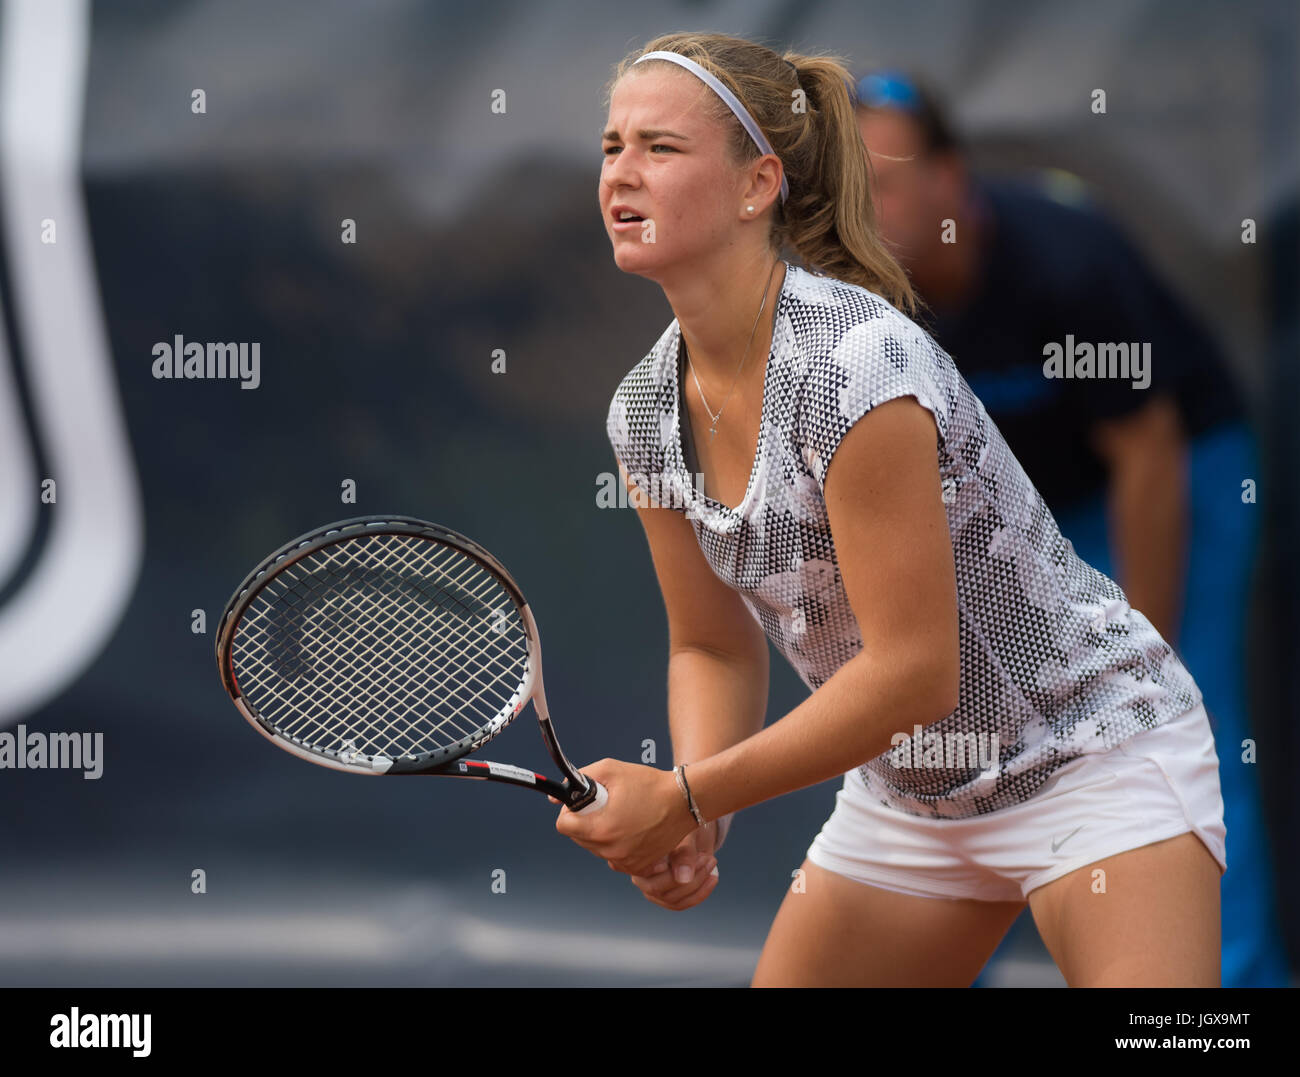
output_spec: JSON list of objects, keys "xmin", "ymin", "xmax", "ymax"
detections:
[{"xmin": 853, "ymin": 69, "xmax": 1288, "ymax": 988}]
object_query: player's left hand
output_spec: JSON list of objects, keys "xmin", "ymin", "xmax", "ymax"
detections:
[{"xmin": 551, "ymin": 759, "xmax": 697, "ymax": 876}]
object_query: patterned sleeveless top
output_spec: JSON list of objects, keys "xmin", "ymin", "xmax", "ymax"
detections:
[{"xmin": 606, "ymin": 261, "xmax": 1202, "ymax": 818}]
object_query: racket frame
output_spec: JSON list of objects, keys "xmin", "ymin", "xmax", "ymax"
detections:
[{"xmin": 215, "ymin": 515, "xmax": 601, "ymax": 810}]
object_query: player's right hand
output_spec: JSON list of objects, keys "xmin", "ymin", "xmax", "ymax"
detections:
[{"xmin": 620, "ymin": 821, "xmax": 720, "ymax": 911}]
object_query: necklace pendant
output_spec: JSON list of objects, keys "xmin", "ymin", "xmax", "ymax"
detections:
[{"xmin": 708, "ymin": 424, "xmax": 718, "ymax": 439}]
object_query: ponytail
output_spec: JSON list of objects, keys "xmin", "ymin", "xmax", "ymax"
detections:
[{"xmin": 782, "ymin": 57, "xmax": 916, "ymax": 314}]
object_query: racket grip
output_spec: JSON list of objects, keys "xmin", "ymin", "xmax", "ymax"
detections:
[{"xmin": 573, "ymin": 779, "xmax": 608, "ymax": 815}]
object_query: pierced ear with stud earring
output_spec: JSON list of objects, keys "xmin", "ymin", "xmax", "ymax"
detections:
[{"xmin": 747, "ymin": 205, "xmax": 755, "ymax": 213}]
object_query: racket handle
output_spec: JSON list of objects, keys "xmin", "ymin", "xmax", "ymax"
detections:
[{"xmin": 573, "ymin": 779, "xmax": 608, "ymax": 815}]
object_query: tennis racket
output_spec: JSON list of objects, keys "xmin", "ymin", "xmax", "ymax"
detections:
[{"xmin": 215, "ymin": 515, "xmax": 607, "ymax": 814}]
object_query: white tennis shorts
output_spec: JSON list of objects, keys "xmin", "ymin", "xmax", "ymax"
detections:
[{"xmin": 805, "ymin": 701, "xmax": 1227, "ymax": 903}]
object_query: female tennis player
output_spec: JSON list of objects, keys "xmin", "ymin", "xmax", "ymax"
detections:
[{"xmin": 554, "ymin": 31, "xmax": 1226, "ymax": 988}]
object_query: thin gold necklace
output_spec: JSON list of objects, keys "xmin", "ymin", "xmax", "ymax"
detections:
[{"xmin": 688, "ymin": 257, "xmax": 779, "ymax": 439}]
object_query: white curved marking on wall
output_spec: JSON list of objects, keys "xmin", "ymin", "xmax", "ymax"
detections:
[
  {"xmin": 0, "ymin": 298, "xmax": 36, "ymax": 585},
  {"xmin": 0, "ymin": 0, "xmax": 143, "ymax": 725}
]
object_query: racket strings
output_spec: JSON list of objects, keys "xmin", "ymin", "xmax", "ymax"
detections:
[
  {"xmin": 290, "ymin": 536, "xmax": 524, "ymax": 753},
  {"xmin": 245, "ymin": 538, "xmax": 521, "ymax": 757},
  {"xmin": 288, "ymin": 542, "xmax": 517, "ymax": 749},
  {"xmin": 231, "ymin": 533, "xmax": 529, "ymax": 761}
]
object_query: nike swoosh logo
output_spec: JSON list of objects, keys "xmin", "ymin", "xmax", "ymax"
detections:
[{"xmin": 1051, "ymin": 825, "xmax": 1085, "ymax": 853}]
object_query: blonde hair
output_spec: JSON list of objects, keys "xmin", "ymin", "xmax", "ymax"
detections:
[{"xmin": 605, "ymin": 31, "xmax": 916, "ymax": 314}]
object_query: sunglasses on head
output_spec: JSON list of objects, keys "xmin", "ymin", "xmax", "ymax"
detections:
[{"xmin": 854, "ymin": 71, "xmax": 922, "ymax": 111}]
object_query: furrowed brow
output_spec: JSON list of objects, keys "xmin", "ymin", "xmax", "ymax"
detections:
[{"xmin": 600, "ymin": 127, "xmax": 691, "ymax": 142}]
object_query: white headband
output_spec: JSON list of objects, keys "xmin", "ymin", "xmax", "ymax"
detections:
[{"xmin": 632, "ymin": 50, "xmax": 789, "ymax": 204}]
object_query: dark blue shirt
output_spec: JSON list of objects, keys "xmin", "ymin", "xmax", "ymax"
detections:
[{"xmin": 922, "ymin": 175, "xmax": 1245, "ymax": 511}]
